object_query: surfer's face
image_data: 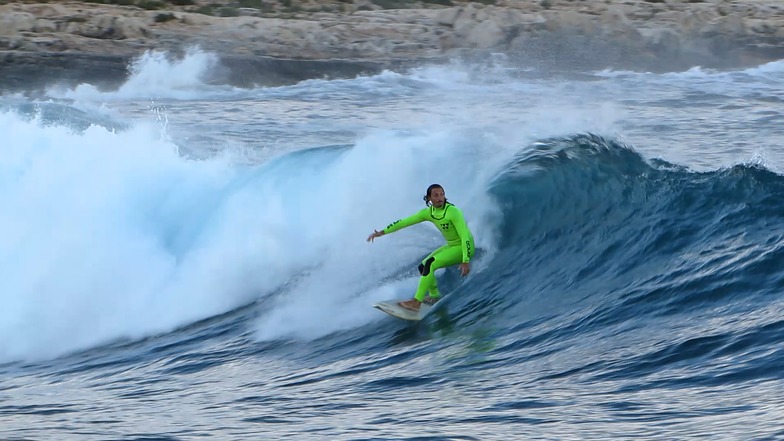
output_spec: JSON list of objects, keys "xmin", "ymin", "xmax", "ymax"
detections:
[{"xmin": 428, "ymin": 188, "xmax": 446, "ymax": 208}]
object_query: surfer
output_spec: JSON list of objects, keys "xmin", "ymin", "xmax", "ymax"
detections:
[{"xmin": 367, "ymin": 184, "xmax": 475, "ymax": 312}]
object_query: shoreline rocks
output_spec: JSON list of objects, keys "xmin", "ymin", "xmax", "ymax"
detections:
[{"xmin": 1, "ymin": 0, "xmax": 783, "ymax": 90}]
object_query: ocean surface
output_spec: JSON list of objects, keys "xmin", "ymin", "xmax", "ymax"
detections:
[{"xmin": 2, "ymin": 49, "xmax": 784, "ymax": 440}]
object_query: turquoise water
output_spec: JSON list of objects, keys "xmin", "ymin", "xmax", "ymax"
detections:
[{"xmin": 1, "ymin": 51, "xmax": 783, "ymax": 440}]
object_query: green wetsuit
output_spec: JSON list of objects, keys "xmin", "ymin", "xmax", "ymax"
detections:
[{"xmin": 383, "ymin": 202, "xmax": 475, "ymax": 301}]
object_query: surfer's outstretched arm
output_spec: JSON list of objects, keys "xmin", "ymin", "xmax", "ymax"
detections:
[{"xmin": 367, "ymin": 208, "xmax": 427, "ymax": 242}]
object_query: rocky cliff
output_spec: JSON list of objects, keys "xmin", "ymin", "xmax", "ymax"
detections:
[{"xmin": 1, "ymin": 0, "xmax": 783, "ymax": 90}]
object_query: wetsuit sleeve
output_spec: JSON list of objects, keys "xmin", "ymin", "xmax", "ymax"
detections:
[
  {"xmin": 451, "ymin": 207, "xmax": 473, "ymax": 263},
  {"xmin": 383, "ymin": 208, "xmax": 427, "ymax": 234}
]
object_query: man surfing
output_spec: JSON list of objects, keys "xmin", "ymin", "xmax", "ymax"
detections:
[{"xmin": 367, "ymin": 184, "xmax": 475, "ymax": 312}]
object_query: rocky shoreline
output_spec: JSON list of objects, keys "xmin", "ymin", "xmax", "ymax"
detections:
[{"xmin": 1, "ymin": 0, "xmax": 783, "ymax": 90}]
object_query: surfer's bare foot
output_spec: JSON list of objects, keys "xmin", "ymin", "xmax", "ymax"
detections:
[{"xmin": 398, "ymin": 299, "xmax": 421, "ymax": 312}]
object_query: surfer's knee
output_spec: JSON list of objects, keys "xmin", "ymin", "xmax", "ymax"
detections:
[{"xmin": 418, "ymin": 256, "xmax": 436, "ymax": 276}]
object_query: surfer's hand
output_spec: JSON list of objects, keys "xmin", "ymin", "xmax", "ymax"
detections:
[
  {"xmin": 367, "ymin": 230, "xmax": 384, "ymax": 242},
  {"xmin": 459, "ymin": 262, "xmax": 470, "ymax": 276}
]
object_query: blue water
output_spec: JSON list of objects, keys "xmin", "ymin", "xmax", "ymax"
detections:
[{"xmin": 2, "ymin": 50, "xmax": 784, "ymax": 440}]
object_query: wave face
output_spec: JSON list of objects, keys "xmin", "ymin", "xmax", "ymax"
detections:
[
  {"xmin": 2, "ymin": 50, "xmax": 784, "ymax": 440},
  {"xmin": 488, "ymin": 133, "xmax": 784, "ymax": 319}
]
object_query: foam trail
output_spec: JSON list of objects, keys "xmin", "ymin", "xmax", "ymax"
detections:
[
  {"xmin": 0, "ymin": 111, "xmax": 301, "ymax": 362},
  {"xmin": 0, "ymin": 114, "xmax": 509, "ymax": 360}
]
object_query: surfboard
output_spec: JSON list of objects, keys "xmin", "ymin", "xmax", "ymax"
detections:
[{"xmin": 373, "ymin": 297, "xmax": 440, "ymax": 321}]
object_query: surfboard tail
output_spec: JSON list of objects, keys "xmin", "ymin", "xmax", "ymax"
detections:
[{"xmin": 373, "ymin": 297, "xmax": 441, "ymax": 321}]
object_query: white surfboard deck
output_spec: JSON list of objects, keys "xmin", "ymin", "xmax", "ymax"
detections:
[{"xmin": 373, "ymin": 298, "xmax": 439, "ymax": 321}]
